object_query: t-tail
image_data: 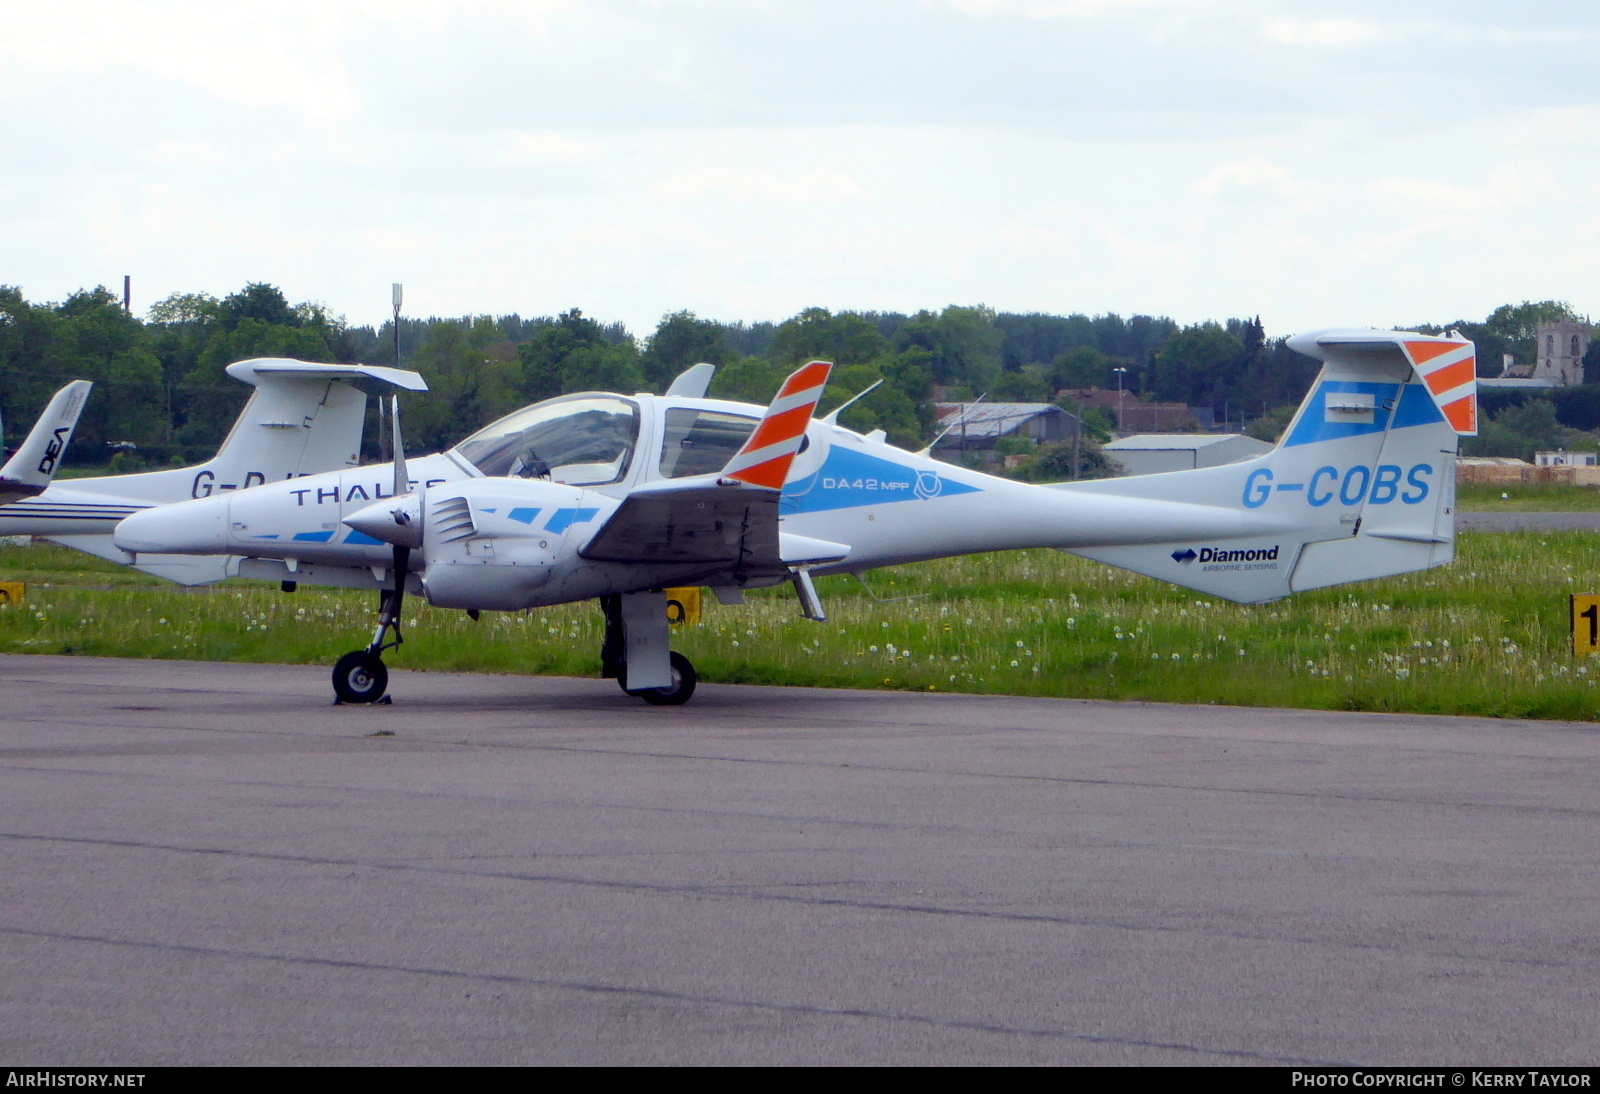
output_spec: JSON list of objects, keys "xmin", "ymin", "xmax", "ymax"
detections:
[
  {"xmin": 14, "ymin": 360, "xmax": 426, "ymax": 586},
  {"xmin": 63, "ymin": 360, "xmax": 429, "ymax": 506},
  {"xmin": 1051, "ymin": 329, "xmax": 1473, "ymax": 603}
]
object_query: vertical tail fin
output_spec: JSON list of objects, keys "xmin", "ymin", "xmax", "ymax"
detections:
[
  {"xmin": 1053, "ymin": 330, "xmax": 1472, "ymax": 603},
  {"xmin": 66, "ymin": 360, "xmax": 427, "ymax": 504},
  {"xmin": 0, "ymin": 380, "xmax": 92, "ymax": 505}
]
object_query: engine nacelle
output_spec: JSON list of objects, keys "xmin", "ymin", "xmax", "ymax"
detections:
[{"xmin": 412, "ymin": 478, "xmax": 614, "ymax": 611}]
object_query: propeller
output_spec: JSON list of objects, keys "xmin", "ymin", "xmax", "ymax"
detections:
[
  {"xmin": 387, "ymin": 395, "xmax": 414, "ymax": 606},
  {"xmin": 341, "ymin": 394, "xmax": 420, "ymax": 658},
  {"xmin": 344, "ymin": 396, "xmax": 423, "ymax": 549}
]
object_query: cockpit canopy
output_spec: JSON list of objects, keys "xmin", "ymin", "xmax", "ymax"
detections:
[
  {"xmin": 453, "ymin": 394, "xmax": 767, "ymax": 487},
  {"xmin": 454, "ymin": 395, "xmax": 641, "ymax": 486}
]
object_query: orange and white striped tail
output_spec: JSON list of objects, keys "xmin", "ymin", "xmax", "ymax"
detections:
[
  {"xmin": 721, "ymin": 360, "xmax": 833, "ymax": 489},
  {"xmin": 1401, "ymin": 337, "xmax": 1477, "ymax": 436}
]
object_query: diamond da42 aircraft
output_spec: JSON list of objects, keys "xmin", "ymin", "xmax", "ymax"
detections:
[{"xmin": 112, "ymin": 328, "xmax": 1477, "ymax": 706}]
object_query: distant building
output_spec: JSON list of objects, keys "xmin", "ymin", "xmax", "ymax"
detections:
[
  {"xmin": 1533, "ymin": 321, "xmax": 1590, "ymax": 386},
  {"xmin": 1102, "ymin": 433, "xmax": 1272, "ymax": 476},
  {"xmin": 1459, "ymin": 455, "xmax": 1600, "ymax": 485},
  {"xmin": 1056, "ymin": 388, "xmax": 1200, "ymax": 433},
  {"xmin": 1484, "ymin": 320, "xmax": 1591, "ymax": 390},
  {"xmin": 1535, "ymin": 450, "xmax": 1598, "ymax": 467},
  {"xmin": 931, "ymin": 403, "xmax": 1078, "ymax": 452}
]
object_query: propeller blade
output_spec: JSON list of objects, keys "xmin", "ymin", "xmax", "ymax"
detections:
[{"xmin": 391, "ymin": 394, "xmax": 408, "ymax": 498}]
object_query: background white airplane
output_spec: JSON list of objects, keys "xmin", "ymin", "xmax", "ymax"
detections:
[
  {"xmin": 1, "ymin": 359, "xmax": 426, "ymax": 585},
  {"xmin": 0, "ymin": 379, "xmax": 93, "ymax": 506},
  {"xmin": 114, "ymin": 329, "xmax": 1476, "ymax": 706}
]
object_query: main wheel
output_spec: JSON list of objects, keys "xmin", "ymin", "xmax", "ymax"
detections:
[
  {"xmin": 332, "ymin": 650, "xmax": 388, "ymax": 704},
  {"xmin": 633, "ymin": 651, "xmax": 697, "ymax": 706}
]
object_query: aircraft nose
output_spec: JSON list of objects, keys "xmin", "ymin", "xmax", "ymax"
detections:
[{"xmin": 113, "ymin": 495, "xmax": 231, "ymax": 555}]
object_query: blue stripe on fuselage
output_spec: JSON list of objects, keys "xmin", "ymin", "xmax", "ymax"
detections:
[{"xmin": 781, "ymin": 445, "xmax": 981, "ymax": 514}]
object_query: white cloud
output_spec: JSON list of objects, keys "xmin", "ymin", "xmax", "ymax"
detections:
[
  {"xmin": 4, "ymin": 2, "xmax": 1600, "ymax": 337},
  {"xmin": 1364, "ymin": 164, "xmax": 1561, "ymax": 217},
  {"xmin": 938, "ymin": 0, "xmax": 1192, "ymax": 18},
  {"xmin": 651, "ymin": 167, "xmax": 868, "ymax": 205},
  {"xmin": 1259, "ymin": 17, "xmax": 1381, "ymax": 47},
  {"xmin": 503, "ymin": 133, "xmax": 606, "ymax": 164},
  {"xmin": 1194, "ymin": 156, "xmax": 1337, "ymax": 210}
]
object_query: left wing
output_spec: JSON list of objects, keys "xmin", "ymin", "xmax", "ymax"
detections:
[
  {"xmin": 0, "ymin": 380, "xmax": 92, "ymax": 506},
  {"xmin": 580, "ymin": 360, "xmax": 840, "ymax": 570}
]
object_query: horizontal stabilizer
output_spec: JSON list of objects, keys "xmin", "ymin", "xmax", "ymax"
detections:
[{"xmin": 224, "ymin": 359, "xmax": 429, "ymax": 392}]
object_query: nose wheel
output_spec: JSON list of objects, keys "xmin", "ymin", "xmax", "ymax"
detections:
[
  {"xmin": 333, "ymin": 650, "xmax": 389, "ymax": 704},
  {"xmin": 332, "ymin": 575, "xmax": 407, "ymax": 705},
  {"xmin": 620, "ymin": 650, "xmax": 697, "ymax": 706}
]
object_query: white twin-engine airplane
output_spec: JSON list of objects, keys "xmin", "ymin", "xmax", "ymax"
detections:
[
  {"xmin": 112, "ymin": 329, "xmax": 1477, "ymax": 707},
  {"xmin": 0, "ymin": 360, "xmax": 426, "ymax": 584}
]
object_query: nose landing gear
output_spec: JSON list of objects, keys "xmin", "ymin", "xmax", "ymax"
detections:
[
  {"xmin": 332, "ymin": 563, "xmax": 407, "ymax": 704},
  {"xmin": 333, "ymin": 649, "xmax": 389, "ymax": 704}
]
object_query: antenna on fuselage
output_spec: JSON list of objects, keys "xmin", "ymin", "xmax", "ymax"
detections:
[
  {"xmin": 916, "ymin": 393, "xmax": 987, "ymax": 458},
  {"xmin": 820, "ymin": 379, "xmax": 882, "ymax": 427}
]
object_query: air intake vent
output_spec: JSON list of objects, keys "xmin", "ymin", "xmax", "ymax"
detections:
[{"xmin": 431, "ymin": 495, "xmax": 477, "ymax": 542}]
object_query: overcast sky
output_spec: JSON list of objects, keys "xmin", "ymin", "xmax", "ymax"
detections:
[{"xmin": 4, "ymin": 0, "xmax": 1597, "ymax": 337}]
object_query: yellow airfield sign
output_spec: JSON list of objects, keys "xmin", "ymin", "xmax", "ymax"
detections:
[
  {"xmin": 1572, "ymin": 595, "xmax": 1600, "ymax": 657},
  {"xmin": 665, "ymin": 587, "xmax": 702, "ymax": 625},
  {"xmin": 0, "ymin": 582, "xmax": 23, "ymax": 606}
]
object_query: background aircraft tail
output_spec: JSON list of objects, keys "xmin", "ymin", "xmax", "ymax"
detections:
[
  {"xmin": 68, "ymin": 360, "xmax": 427, "ymax": 505},
  {"xmin": 42, "ymin": 360, "xmax": 425, "ymax": 586},
  {"xmin": 0, "ymin": 380, "xmax": 92, "ymax": 505},
  {"xmin": 1051, "ymin": 330, "xmax": 1472, "ymax": 603}
]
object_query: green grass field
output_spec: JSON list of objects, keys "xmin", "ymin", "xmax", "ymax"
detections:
[
  {"xmin": 4, "ymin": 530, "xmax": 1598, "ymax": 720},
  {"xmin": 1457, "ymin": 483, "xmax": 1600, "ymax": 511}
]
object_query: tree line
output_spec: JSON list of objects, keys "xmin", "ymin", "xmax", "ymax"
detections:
[{"xmin": 0, "ymin": 282, "xmax": 1590, "ymax": 470}]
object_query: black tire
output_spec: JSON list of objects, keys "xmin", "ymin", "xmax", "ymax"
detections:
[
  {"xmin": 333, "ymin": 650, "xmax": 388, "ymax": 704},
  {"xmin": 633, "ymin": 651, "xmax": 697, "ymax": 706}
]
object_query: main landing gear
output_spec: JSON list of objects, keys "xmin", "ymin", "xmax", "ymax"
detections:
[
  {"xmin": 601, "ymin": 593, "xmax": 698, "ymax": 706},
  {"xmin": 332, "ymin": 577, "xmax": 406, "ymax": 704}
]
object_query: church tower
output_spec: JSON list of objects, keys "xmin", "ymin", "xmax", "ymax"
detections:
[{"xmin": 1532, "ymin": 321, "xmax": 1591, "ymax": 386}]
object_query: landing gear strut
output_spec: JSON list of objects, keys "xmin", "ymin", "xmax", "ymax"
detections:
[
  {"xmin": 332, "ymin": 392, "xmax": 416, "ymax": 706},
  {"xmin": 332, "ymin": 552, "xmax": 409, "ymax": 705},
  {"xmin": 602, "ymin": 591, "xmax": 698, "ymax": 706}
]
